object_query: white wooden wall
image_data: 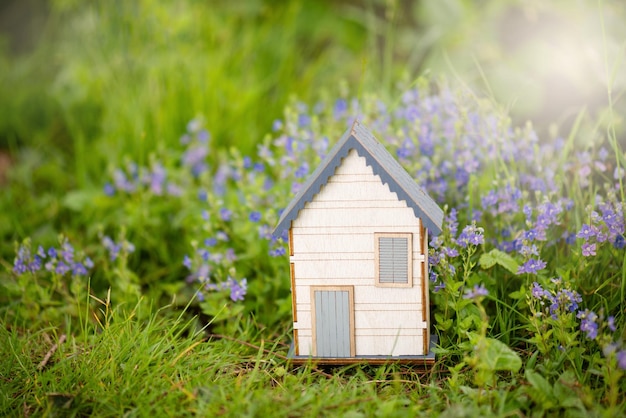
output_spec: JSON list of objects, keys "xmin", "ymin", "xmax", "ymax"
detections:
[{"xmin": 291, "ymin": 149, "xmax": 429, "ymax": 357}]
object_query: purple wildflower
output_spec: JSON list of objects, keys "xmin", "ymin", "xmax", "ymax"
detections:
[
  {"xmin": 102, "ymin": 236, "xmax": 121, "ymax": 261},
  {"xmin": 270, "ymin": 247, "xmax": 286, "ymax": 257},
  {"xmin": 581, "ymin": 242, "xmax": 596, "ymax": 257},
  {"xmin": 229, "ymin": 278, "xmax": 248, "ymax": 302},
  {"xmin": 618, "ymin": 350, "xmax": 626, "ymax": 370},
  {"xmin": 607, "ymin": 316, "xmax": 616, "ymax": 332},
  {"xmin": 198, "ymin": 249, "xmax": 210, "ymax": 261},
  {"xmin": 55, "ymin": 261, "xmax": 70, "ymax": 275},
  {"xmin": 149, "ymin": 163, "xmax": 167, "ymax": 195},
  {"xmin": 60, "ymin": 241, "xmax": 74, "ymax": 263},
  {"xmin": 183, "ymin": 255, "xmax": 192, "ymax": 269},
  {"xmin": 219, "ymin": 208, "xmax": 232, "ymax": 221},
  {"xmin": 113, "ymin": 169, "xmax": 136, "ymax": 193},
  {"xmin": 182, "ymin": 145, "xmax": 209, "ymax": 176},
  {"xmin": 225, "ymin": 248, "xmax": 237, "ymax": 262},
  {"xmin": 445, "ymin": 208, "xmax": 459, "ymax": 237},
  {"xmin": 464, "ymin": 284, "xmax": 488, "ymax": 299},
  {"xmin": 456, "ymin": 223, "xmax": 485, "ymax": 247},
  {"xmin": 84, "ymin": 257, "xmax": 94, "ymax": 269},
  {"xmin": 578, "ymin": 310, "xmax": 599, "ymax": 340},
  {"xmin": 520, "ymin": 243, "xmax": 539, "ymax": 257},
  {"xmin": 523, "ymin": 229, "xmax": 538, "ymax": 241},
  {"xmin": 102, "ymin": 236, "xmax": 134, "ymax": 262},
  {"xmin": 577, "ymin": 224, "xmax": 597, "ymax": 239},
  {"xmin": 249, "ymin": 211, "xmax": 262, "ymax": 222},
  {"xmin": 298, "ymin": 114, "xmax": 311, "ymax": 128},
  {"xmin": 104, "ymin": 183, "xmax": 115, "ymax": 196},
  {"xmin": 197, "ymin": 129, "xmax": 210, "ymax": 143},
  {"xmin": 517, "ymin": 258, "xmax": 547, "ymax": 275},
  {"xmin": 549, "ymin": 288, "xmax": 582, "ymax": 318},
  {"xmin": 531, "ymin": 282, "xmax": 547, "ymax": 299},
  {"xmin": 294, "ymin": 163, "xmax": 309, "ymax": 179},
  {"xmin": 71, "ymin": 262, "xmax": 88, "ymax": 277},
  {"xmin": 13, "ymin": 245, "xmax": 31, "ymax": 275}
]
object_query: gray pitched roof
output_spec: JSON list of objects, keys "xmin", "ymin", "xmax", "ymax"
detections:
[{"xmin": 273, "ymin": 121, "xmax": 444, "ymax": 236}]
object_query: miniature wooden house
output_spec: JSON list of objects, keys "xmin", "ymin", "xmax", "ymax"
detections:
[{"xmin": 274, "ymin": 121, "xmax": 443, "ymax": 364}]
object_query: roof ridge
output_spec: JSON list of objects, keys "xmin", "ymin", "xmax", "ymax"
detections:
[{"xmin": 273, "ymin": 123, "xmax": 443, "ymax": 237}]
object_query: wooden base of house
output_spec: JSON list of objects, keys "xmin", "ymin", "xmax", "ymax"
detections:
[{"xmin": 286, "ymin": 335, "xmax": 437, "ymax": 366}]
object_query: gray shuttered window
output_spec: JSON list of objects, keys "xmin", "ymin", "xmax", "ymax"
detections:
[
  {"xmin": 378, "ymin": 237, "xmax": 408, "ymax": 283},
  {"xmin": 375, "ymin": 233, "xmax": 412, "ymax": 286}
]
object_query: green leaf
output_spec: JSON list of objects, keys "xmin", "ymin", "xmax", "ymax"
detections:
[
  {"xmin": 481, "ymin": 338, "xmax": 522, "ymax": 372},
  {"xmin": 525, "ymin": 369, "xmax": 556, "ymax": 409},
  {"xmin": 509, "ymin": 284, "xmax": 527, "ymax": 300},
  {"xmin": 62, "ymin": 189, "xmax": 102, "ymax": 212},
  {"xmin": 554, "ymin": 380, "xmax": 584, "ymax": 410},
  {"xmin": 479, "ymin": 252, "xmax": 497, "ymax": 269},
  {"xmin": 525, "ymin": 369, "xmax": 553, "ymax": 395},
  {"xmin": 435, "ymin": 312, "xmax": 453, "ymax": 331},
  {"xmin": 479, "ymin": 249, "xmax": 519, "ymax": 274}
]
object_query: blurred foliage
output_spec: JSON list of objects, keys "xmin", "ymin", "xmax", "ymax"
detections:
[
  {"xmin": 2, "ymin": 0, "xmax": 625, "ymax": 161},
  {"xmin": 0, "ymin": 0, "xmax": 368, "ymax": 168}
]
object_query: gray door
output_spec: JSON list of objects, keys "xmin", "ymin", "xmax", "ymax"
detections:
[{"xmin": 314, "ymin": 289, "xmax": 352, "ymax": 357}]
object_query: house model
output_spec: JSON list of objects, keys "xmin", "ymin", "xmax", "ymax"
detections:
[{"xmin": 274, "ymin": 121, "xmax": 443, "ymax": 364}]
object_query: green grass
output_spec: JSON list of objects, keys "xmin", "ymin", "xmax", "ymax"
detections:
[{"xmin": 1, "ymin": 299, "xmax": 450, "ymax": 417}]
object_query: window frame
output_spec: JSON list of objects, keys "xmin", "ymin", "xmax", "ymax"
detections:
[{"xmin": 374, "ymin": 232, "xmax": 413, "ymax": 288}]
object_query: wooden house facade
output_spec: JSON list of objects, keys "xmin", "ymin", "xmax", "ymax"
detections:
[{"xmin": 274, "ymin": 121, "xmax": 443, "ymax": 364}]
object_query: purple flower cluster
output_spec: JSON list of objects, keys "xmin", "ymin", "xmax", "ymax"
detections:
[
  {"xmin": 182, "ymin": 229, "xmax": 248, "ymax": 301},
  {"xmin": 180, "ymin": 118, "xmax": 211, "ymax": 177},
  {"xmin": 104, "ymin": 120, "xmax": 213, "ymax": 197},
  {"xmin": 577, "ymin": 309, "xmax": 599, "ymax": 340},
  {"xmin": 269, "ymin": 109, "xmax": 330, "ymax": 195},
  {"xmin": 490, "ymin": 197, "xmax": 571, "ymax": 274},
  {"xmin": 530, "ymin": 280, "xmax": 582, "ymax": 319},
  {"xmin": 456, "ymin": 223, "xmax": 485, "ymax": 248},
  {"xmin": 517, "ymin": 258, "xmax": 547, "ymax": 275},
  {"xmin": 574, "ymin": 148, "xmax": 626, "ymax": 189},
  {"xmin": 104, "ymin": 160, "xmax": 183, "ymax": 197},
  {"xmin": 529, "ymin": 280, "xmax": 625, "ymax": 370},
  {"xmin": 481, "ymin": 185, "xmax": 523, "ymax": 217},
  {"xmin": 576, "ymin": 309, "xmax": 626, "ymax": 370},
  {"xmin": 428, "ymin": 218, "xmax": 484, "ymax": 294},
  {"xmin": 193, "ymin": 274, "xmax": 248, "ymax": 303},
  {"xmin": 576, "ymin": 197, "xmax": 625, "ymax": 256},
  {"xmin": 102, "ymin": 235, "xmax": 136, "ymax": 262},
  {"xmin": 13, "ymin": 238, "xmax": 93, "ymax": 278}
]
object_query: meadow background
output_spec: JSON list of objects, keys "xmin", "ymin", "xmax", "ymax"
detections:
[{"xmin": 1, "ymin": 0, "xmax": 626, "ymax": 416}]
